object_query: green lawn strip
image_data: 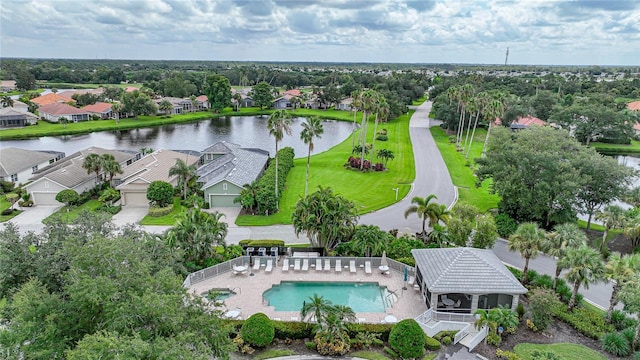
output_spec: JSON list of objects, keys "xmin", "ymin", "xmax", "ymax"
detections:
[
  {"xmin": 0, "ymin": 108, "xmax": 357, "ymax": 140},
  {"xmin": 0, "ymin": 89, "xmax": 44, "ymax": 97},
  {"xmin": 350, "ymin": 350, "xmax": 392, "ymax": 360},
  {"xmin": 580, "ymin": 300, "xmax": 606, "ymax": 315},
  {"xmin": 236, "ymin": 111, "xmax": 415, "ymax": 226},
  {"xmin": 430, "ymin": 127, "xmax": 500, "ymax": 212},
  {"xmin": 253, "ymin": 349, "xmax": 295, "ymax": 360},
  {"xmin": 514, "ymin": 343, "xmax": 606, "ymax": 360},
  {"xmin": 47, "ymin": 199, "xmax": 103, "ymax": 223},
  {"xmin": 0, "ymin": 195, "xmax": 22, "ymax": 222},
  {"xmin": 589, "ymin": 139, "xmax": 640, "ymax": 155},
  {"xmin": 576, "ymin": 220, "xmax": 620, "ymax": 241},
  {"xmin": 412, "ymin": 96, "xmax": 427, "ymax": 105},
  {"xmin": 36, "ymin": 82, "xmax": 142, "ymax": 90},
  {"xmin": 139, "ymin": 198, "xmax": 184, "ymax": 226}
]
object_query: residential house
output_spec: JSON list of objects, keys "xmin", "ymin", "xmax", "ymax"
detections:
[
  {"xmin": 337, "ymin": 97, "xmax": 353, "ymax": 111},
  {"xmin": 0, "ymin": 80, "xmax": 16, "ymax": 92},
  {"xmin": 195, "ymin": 95, "xmax": 209, "ymax": 110},
  {"xmin": 8, "ymin": 100, "xmax": 29, "ymax": 112},
  {"xmin": 196, "ymin": 142, "xmax": 269, "ymax": 207},
  {"xmin": 38, "ymin": 103, "xmax": 90, "ymax": 122},
  {"xmin": 627, "ymin": 100, "xmax": 640, "ymax": 112},
  {"xmin": 155, "ymin": 97, "xmax": 195, "ymax": 115},
  {"xmin": 411, "ymin": 247, "xmax": 527, "ymax": 314},
  {"xmin": 82, "ymin": 102, "xmax": 113, "ymax": 119},
  {"xmin": 273, "ymin": 94, "xmax": 293, "ymax": 109},
  {"xmin": 283, "ymin": 89, "xmax": 301, "ymax": 97},
  {"xmin": 26, "ymin": 147, "xmax": 139, "ymax": 205},
  {"xmin": 495, "ymin": 115, "xmax": 546, "ymax": 130},
  {"xmin": 57, "ymin": 88, "xmax": 104, "ymax": 99},
  {"xmin": 115, "ymin": 149, "xmax": 200, "ymax": 207},
  {"xmin": 0, "ymin": 107, "xmax": 38, "ymax": 128},
  {"xmin": 0, "ymin": 147, "xmax": 64, "ymax": 185},
  {"xmin": 30, "ymin": 93, "xmax": 75, "ymax": 107}
]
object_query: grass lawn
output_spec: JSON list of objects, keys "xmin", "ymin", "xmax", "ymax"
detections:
[
  {"xmin": 236, "ymin": 111, "xmax": 415, "ymax": 226},
  {"xmin": 36, "ymin": 82, "xmax": 142, "ymax": 90},
  {"xmin": 430, "ymin": 127, "xmax": 500, "ymax": 212},
  {"xmin": 0, "ymin": 195, "xmax": 22, "ymax": 222},
  {"xmin": 589, "ymin": 139, "xmax": 640, "ymax": 155},
  {"xmin": 514, "ymin": 343, "xmax": 606, "ymax": 360},
  {"xmin": 0, "ymin": 107, "xmax": 358, "ymax": 140},
  {"xmin": 0, "ymin": 89, "xmax": 44, "ymax": 97},
  {"xmin": 350, "ymin": 351, "xmax": 392, "ymax": 360},
  {"xmin": 139, "ymin": 198, "xmax": 184, "ymax": 226},
  {"xmin": 47, "ymin": 199, "xmax": 103, "ymax": 223},
  {"xmin": 253, "ymin": 349, "xmax": 295, "ymax": 360}
]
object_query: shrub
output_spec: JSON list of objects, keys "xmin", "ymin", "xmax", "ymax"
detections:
[
  {"xmin": 0, "ymin": 181, "xmax": 15, "ymax": 193},
  {"xmin": 238, "ymin": 239, "xmax": 285, "ymax": 248},
  {"xmin": 232, "ymin": 334, "xmax": 255, "ymax": 355},
  {"xmin": 486, "ymin": 332, "xmax": 502, "ymax": 346},
  {"xmin": 383, "ymin": 346, "xmax": 399, "ymax": 358},
  {"xmin": 555, "ymin": 282, "xmax": 573, "ymax": 303},
  {"xmin": 147, "ymin": 204, "xmax": 173, "ymax": 217},
  {"xmin": 146, "ymin": 181, "xmax": 173, "ymax": 207},
  {"xmin": 315, "ymin": 331, "xmax": 350, "ymax": 356},
  {"xmin": 56, "ymin": 189, "xmax": 79, "ymax": 206},
  {"xmin": 424, "ymin": 335, "xmax": 441, "ymax": 350},
  {"xmin": 304, "ymin": 341, "xmax": 316, "ymax": 350},
  {"xmin": 345, "ymin": 323, "xmax": 393, "ymax": 342},
  {"xmin": 496, "ymin": 349, "xmax": 523, "ymax": 360},
  {"xmin": 273, "ymin": 321, "xmax": 313, "ymax": 339},
  {"xmin": 528, "ymin": 288, "xmax": 558, "ymax": 332},
  {"xmin": 373, "ymin": 163, "xmax": 385, "ymax": 171},
  {"xmin": 530, "ymin": 350, "xmax": 562, "ymax": 360},
  {"xmin": 389, "ymin": 319, "xmax": 425, "ymax": 359},
  {"xmin": 18, "ymin": 200, "xmax": 34, "ymax": 207},
  {"xmin": 634, "ymin": 351, "xmax": 640, "ymax": 360},
  {"xmin": 601, "ymin": 331, "xmax": 632, "ymax": 357},
  {"xmin": 1, "ymin": 208, "xmax": 14, "ymax": 216},
  {"xmin": 516, "ymin": 303, "xmax": 525, "ymax": 319},
  {"xmin": 441, "ymin": 336, "xmax": 452, "ymax": 345},
  {"xmin": 549, "ymin": 301, "xmax": 613, "ymax": 339},
  {"xmin": 351, "ymin": 332, "xmax": 382, "ymax": 350},
  {"xmin": 622, "ymin": 327, "xmax": 638, "ymax": 351},
  {"xmin": 252, "ymin": 147, "xmax": 294, "ymax": 214},
  {"xmin": 241, "ymin": 313, "xmax": 274, "ymax": 348},
  {"xmin": 97, "ymin": 205, "xmax": 121, "ymax": 214},
  {"xmin": 531, "ymin": 274, "xmax": 554, "ymax": 289},
  {"xmin": 494, "ymin": 213, "xmax": 518, "ymax": 238},
  {"xmin": 376, "ymin": 134, "xmax": 388, "ymax": 141}
]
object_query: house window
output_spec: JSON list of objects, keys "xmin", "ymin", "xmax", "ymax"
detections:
[
  {"xmin": 32, "ymin": 165, "xmax": 38, "ymax": 172},
  {"xmin": 10, "ymin": 174, "xmax": 18, "ymax": 182},
  {"xmin": 222, "ymin": 183, "xmax": 228, "ymax": 191}
]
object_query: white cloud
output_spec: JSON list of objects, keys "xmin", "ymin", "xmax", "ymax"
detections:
[{"xmin": 0, "ymin": 0, "xmax": 638, "ymax": 65}]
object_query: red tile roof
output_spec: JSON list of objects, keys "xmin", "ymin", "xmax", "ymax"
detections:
[
  {"xmin": 495, "ymin": 115, "xmax": 546, "ymax": 127},
  {"xmin": 283, "ymin": 89, "xmax": 301, "ymax": 96},
  {"xmin": 58, "ymin": 88, "xmax": 104, "ymax": 98},
  {"xmin": 82, "ymin": 102, "xmax": 112, "ymax": 113},
  {"xmin": 31, "ymin": 93, "xmax": 75, "ymax": 106},
  {"xmin": 124, "ymin": 86, "xmax": 139, "ymax": 93},
  {"xmin": 196, "ymin": 95, "xmax": 208, "ymax": 102},
  {"xmin": 39, "ymin": 103, "xmax": 88, "ymax": 116},
  {"xmin": 628, "ymin": 100, "xmax": 640, "ymax": 111}
]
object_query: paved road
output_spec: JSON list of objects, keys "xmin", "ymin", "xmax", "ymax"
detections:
[{"xmin": 360, "ymin": 101, "xmax": 456, "ymax": 233}]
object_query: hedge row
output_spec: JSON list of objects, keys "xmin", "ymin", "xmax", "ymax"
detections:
[
  {"xmin": 253, "ymin": 147, "xmax": 295, "ymax": 215},
  {"xmin": 148, "ymin": 204, "xmax": 173, "ymax": 217},
  {"xmin": 238, "ymin": 240, "xmax": 286, "ymax": 248}
]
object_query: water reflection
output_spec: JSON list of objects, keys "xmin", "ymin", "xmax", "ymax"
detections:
[{"xmin": 1, "ymin": 116, "xmax": 354, "ymax": 158}]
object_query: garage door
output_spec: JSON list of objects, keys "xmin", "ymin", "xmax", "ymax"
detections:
[
  {"xmin": 32, "ymin": 192, "xmax": 61, "ymax": 206},
  {"xmin": 123, "ymin": 191, "xmax": 148, "ymax": 207},
  {"xmin": 209, "ymin": 194, "xmax": 239, "ymax": 207}
]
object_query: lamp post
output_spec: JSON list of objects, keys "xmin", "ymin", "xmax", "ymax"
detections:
[{"xmin": 392, "ymin": 187, "xmax": 399, "ymax": 201}]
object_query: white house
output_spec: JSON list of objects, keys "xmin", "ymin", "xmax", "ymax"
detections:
[{"xmin": 0, "ymin": 147, "xmax": 64, "ymax": 185}]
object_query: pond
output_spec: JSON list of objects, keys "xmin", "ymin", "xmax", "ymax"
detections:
[{"xmin": 0, "ymin": 116, "xmax": 355, "ymax": 158}]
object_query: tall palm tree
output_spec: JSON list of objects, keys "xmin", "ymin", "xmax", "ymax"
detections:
[
  {"xmin": 595, "ymin": 205, "xmax": 625, "ymax": 252},
  {"xmin": 1, "ymin": 96, "xmax": 14, "ymax": 107},
  {"xmin": 101, "ymin": 154, "xmax": 122, "ymax": 187},
  {"xmin": 604, "ymin": 253, "xmax": 640, "ymax": 322},
  {"xmin": 403, "ymin": 194, "xmax": 448, "ymax": 234},
  {"xmin": 301, "ymin": 293, "xmax": 333, "ymax": 324},
  {"xmin": 464, "ymin": 92, "xmax": 490, "ymax": 159},
  {"xmin": 481, "ymin": 92, "xmax": 507, "ymax": 157},
  {"xmin": 455, "ymin": 84, "xmax": 474, "ymax": 149},
  {"xmin": 350, "ymin": 90, "xmax": 361, "ymax": 148},
  {"xmin": 543, "ymin": 223, "xmax": 586, "ymax": 289},
  {"xmin": 358, "ymin": 90, "xmax": 379, "ymax": 170},
  {"xmin": 300, "ymin": 116, "xmax": 324, "ymax": 197},
  {"xmin": 332, "ymin": 304, "xmax": 356, "ymax": 323},
  {"xmin": 168, "ymin": 158, "xmax": 197, "ymax": 201},
  {"xmin": 559, "ymin": 244, "xmax": 605, "ymax": 311},
  {"xmin": 232, "ymin": 92, "xmax": 243, "ymax": 111},
  {"xmin": 370, "ymin": 96, "xmax": 389, "ymax": 165},
  {"xmin": 351, "ymin": 225, "xmax": 387, "ymax": 257},
  {"xmin": 82, "ymin": 153, "xmax": 103, "ymax": 183},
  {"xmin": 166, "ymin": 209, "xmax": 228, "ymax": 264},
  {"xmin": 159, "ymin": 99, "xmax": 173, "ymax": 115},
  {"xmin": 267, "ymin": 109, "xmax": 292, "ymax": 204},
  {"xmin": 111, "ymin": 102, "xmax": 122, "ymax": 124},
  {"xmin": 508, "ymin": 222, "xmax": 546, "ymax": 283}
]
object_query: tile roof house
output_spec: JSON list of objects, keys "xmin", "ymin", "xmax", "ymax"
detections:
[
  {"xmin": 197, "ymin": 142, "xmax": 269, "ymax": 208},
  {"xmin": 38, "ymin": 103, "xmax": 90, "ymax": 123},
  {"xmin": 115, "ymin": 149, "xmax": 200, "ymax": 207},
  {"xmin": 25, "ymin": 147, "xmax": 139, "ymax": 206},
  {"xmin": 337, "ymin": 97, "xmax": 353, "ymax": 111},
  {"xmin": 195, "ymin": 95, "xmax": 209, "ymax": 110},
  {"xmin": 57, "ymin": 88, "xmax": 104, "ymax": 99},
  {"xmin": 0, "ymin": 107, "xmax": 38, "ymax": 128},
  {"xmin": 495, "ymin": 115, "xmax": 546, "ymax": 130},
  {"xmin": 628, "ymin": 100, "xmax": 640, "ymax": 112},
  {"xmin": 0, "ymin": 147, "xmax": 65, "ymax": 185},
  {"xmin": 283, "ymin": 89, "xmax": 301, "ymax": 97},
  {"xmin": 82, "ymin": 102, "xmax": 113, "ymax": 119},
  {"xmin": 273, "ymin": 94, "xmax": 294, "ymax": 109},
  {"xmin": 0, "ymin": 80, "xmax": 16, "ymax": 92},
  {"xmin": 412, "ymin": 247, "xmax": 527, "ymax": 313},
  {"xmin": 155, "ymin": 97, "xmax": 195, "ymax": 115},
  {"xmin": 31, "ymin": 93, "xmax": 75, "ymax": 106}
]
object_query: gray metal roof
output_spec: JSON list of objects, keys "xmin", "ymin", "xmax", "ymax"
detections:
[
  {"xmin": 0, "ymin": 147, "xmax": 59, "ymax": 177},
  {"xmin": 411, "ymin": 247, "xmax": 527, "ymax": 295},
  {"xmin": 197, "ymin": 142, "xmax": 269, "ymax": 189},
  {"xmin": 116, "ymin": 149, "xmax": 200, "ymax": 190}
]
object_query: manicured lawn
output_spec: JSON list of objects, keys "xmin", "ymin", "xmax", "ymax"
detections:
[
  {"xmin": 412, "ymin": 96, "xmax": 427, "ymax": 105},
  {"xmin": 139, "ymin": 198, "xmax": 184, "ymax": 226},
  {"xmin": 589, "ymin": 139, "xmax": 640, "ymax": 155},
  {"xmin": 0, "ymin": 89, "xmax": 43, "ymax": 97},
  {"xmin": 47, "ymin": 199, "xmax": 103, "ymax": 223},
  {"xmin": 430, "ymin": 127, "xmax": 500, "ymax": 212},
  {"xmin": 254, "ymin": 349, "xmax": 295, "ymax": 359},
  {"xmin": 514, "ymin": 343, "xmax": 606, "ymax": 360},
  {"xmin": 236, "ymin": 111, "xmax": 415, "ymax": 226},
  {"xmin": 350, "ymin": 351, "xmax": 392, "ymax": 360},
  {"xmin": 36, "ymin": 82, "xmax": 142, "ymax": 90},
  {"xmin": 0, "ymin": 195, "xmax": 22, "ymax": 222}
]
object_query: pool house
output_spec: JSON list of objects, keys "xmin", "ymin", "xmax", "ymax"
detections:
[{"xmin": 411, "ymin": 248, "xmax": 527, "ymax": 314}]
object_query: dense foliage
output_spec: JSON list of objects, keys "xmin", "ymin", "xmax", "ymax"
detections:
[
  {"xmin": 388, "ymin": 319, "xmax": 425, "ymax": 359},
  {"xmin": 241, "ymin": 313, "xmax": 275, "ymax": 347},
  {"xmin": 146, "ymin": 180, "xmax": 174, "ymax": 207}
]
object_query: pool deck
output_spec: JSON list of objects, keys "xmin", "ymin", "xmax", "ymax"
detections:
[{"xmin": 188, "ymin": 257, "xmax": 428, "ymax": 323}]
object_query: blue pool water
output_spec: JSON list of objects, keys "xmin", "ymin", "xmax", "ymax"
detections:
[{"xmin": 263, "ymin": 281, "xmax": 390, "ymax": 313}]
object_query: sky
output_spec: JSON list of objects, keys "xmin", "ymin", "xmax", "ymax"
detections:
[{"xmin": 1, "ymin": 0, "xmax": 639, "ymax": 66}]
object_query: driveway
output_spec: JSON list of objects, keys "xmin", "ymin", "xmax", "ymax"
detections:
[
  {"xmin": 5, "ymin": 205, "xmax": 60, "ymax": 235},
  {"xmin": 360, "ymin": 101, "xmax": 456, "ymax": 232},
  {"xmin": 112, "ymin": 206, "xmax": 148, "ymax": 228}
]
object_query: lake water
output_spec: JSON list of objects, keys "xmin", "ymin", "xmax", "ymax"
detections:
[{"xmin": 0, "ymin": 116, "xmax": 355, "ymax": 158}]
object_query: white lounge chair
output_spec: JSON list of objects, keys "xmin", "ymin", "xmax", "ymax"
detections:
[
  {"xmin": 294, "ymin": 259, "xmax": 301, "ymax": 271},
  {"xmin": 407, "ymin": 276, "xmax": 415, "ymax": 285},
  {"xmin": 324, "ymin": 259, "xmax": 331, "ymax": 271},
  {"xmin": 350, "ymin": 260, "xmax": 356, "ymax": 273},
  {"xmin": 335, "ymin": 259, "xmax": 342, "ymax": 272},
  {"xmin": 365, "ymin": 261, "xmax": 372, "ymax": 274},
  {"xmin": 301, "ymin": 259, "xmax": 309, "ymax": 271},
  {"xmin": 253, "ymin": 259, "xmax": 261, "ymax": 271},
  {"xmin": 265, "ymin": 259, "xmax": 273, "ymax": 273},
  {"xmin": 282, "ymin": 258, "xmax": 289, "ymax": 272},
  {"xmin": 315, "ymin": 258, "xmax": 323, "ymax": 271}
]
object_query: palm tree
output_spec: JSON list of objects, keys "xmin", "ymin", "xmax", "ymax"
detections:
[
  {"xmin": 604, "ymin": 253, "xmax": 640, "ymax": 322},
  {"xmin": 159, "ymin": 100, "xmax": 173, "ymax": 115},
  {"xmin": 358, "ymin": 90, "xmax": 379, "ymax": 170},
  {"xmin": 403, "ymin": 194, "xmax": 448, "ymax": 234},
  {"xmin": 595, "ymin": 205, "xmax": 625, "ymax": 252},
  {"xmin": 481, "ymin": 92, "xmax": 507, "ymax": 157},
  {"xmin": 559, "ymin": 244, "xmax": 605, "ymax": 311},
  {"xmin": 508, "ymin": 222, "xmax": 546, "ymax": 283},
  {"xmin": 369, "ymin": 96, "xmax": 388, "ymax": 165},
  {"xmin": 474, "ymin": 309, "xmax": 498, "ymax": 344},
  {"xmin": 543, "ymin": 223, "xmax": 587, "ymax": 289},
  {"xmin": 618, "ymin": 278, "xmax": 640, "ymax": 350},
  {"xmin": 376, "ymin": 149, "xmax": 395, "ymax": 167},
  {"xmin": 350, "ymin": 225, "xmax": 387, "ymax": 257},
  {"xmin": 464, "ymin": 92, "xmax": 490, "ymax": 159},
  {"xmin": 101, "ymin": 154, "xmax": 123, "ymax": 187},
  {"xmin": 1, "ymin": 96, "xmax": 14, "ymax": 107},
  {"xmin": 232, "ymin": 92, "xmax": 243, "ymax": 111},
  {"xmin": 492, "ymin": 305, "xmax": 520, "ymax": 335},
  {"xmin": 300, "ymin": 116, "xmax": 324, "ymax": 196},
  {"xmin": 427, "ymin": 223, "xmax": 449, "ymax": 247},
  {"xmin": 190, "ymin": 95, "xmax": 199, "ymax": 112},
  {"xmin": 82, "ymin": 153, "xmax": 103, "ymax": 183},
  {"xmin": 455, "ymin": 84, "xmax": 474, "ymax": 149},
  {"xmin": 532, "ymin": 77, "xmax": 543, "ymax": 96},
  {"xmin": 168, "ymin": 158, "xmax": 197, "ymax": 201},
  {"xmin": 111, "ymin": 102, "xmax": 122, "ymax": 124},
  {"xmin": 301, "ymin": 293, "xmax": 333, "ymax": 324},
  {"xmin": 350, "ymin": 90, "xmax": 361, "ymax": 148},
  {"xmin": 165, "ymin": 209, "xmax": 228, "ymax": 264},
  {"xmin": 267, "ymin": 109, "xmax": 292, "ymax": 204}
]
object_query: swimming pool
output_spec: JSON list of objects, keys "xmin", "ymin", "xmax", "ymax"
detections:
[{"xmin": 263, "ymin": 281, "xmax": 391, "ymax": 313}]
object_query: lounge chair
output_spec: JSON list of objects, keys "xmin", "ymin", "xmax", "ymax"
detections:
[
  {"xmin": 282, "ymin": 258, "xmax": 289, "ymax": 272},
  {"xmin": 301, "ymin": 258, "xmax": 309, "ymax": 271},
  {"xmin": 365, "ymin": 261, "xmax": 372, "ymax": 274},
  {"xmin": 253, "ymin": 259, "xmax": 261, "ymax": 271},
  {"xmin": 265, "ymin": 259, "xmax": 273, "ymax": 273},
  {"xmin": 335, "ymin": 259, "xmax": 342, "ymax": 272},
  {"xmin": 315, "ymin": 258, "xmax": 323, "ymax": 271},
  {"xmin": 294, "ymin": 259, "xmax": 301, "ymax": 271},
  {"xmin": 349, "ymin": 260, "xmax": 356, "ymax": 273},
  {"xmin": 407, "ymin": 276, "xmax": 415, "ymax": 285},
  {"xmin": 324, "ymin": 259, "xmax": 331, "ymax": 271}
]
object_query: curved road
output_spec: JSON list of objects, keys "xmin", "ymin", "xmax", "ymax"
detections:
[{"xmin": 360, "ymin": 101, "xmax": 456, "ymax": 233}]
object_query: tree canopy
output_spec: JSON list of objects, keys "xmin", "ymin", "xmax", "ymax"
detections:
[{"xmin": 204, "ymin": 74, "xmax": 232, "ymax": 112}]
